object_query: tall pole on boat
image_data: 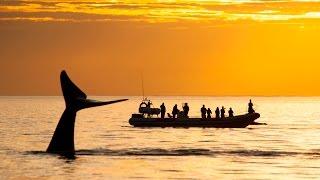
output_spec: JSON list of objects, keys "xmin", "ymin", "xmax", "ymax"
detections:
[{"xmin": 141, "ymin": 72, "xmax": 145, "ymax": 100}]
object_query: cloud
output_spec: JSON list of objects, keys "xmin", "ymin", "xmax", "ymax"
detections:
[{"xmin": 1, "ymin": 0, "xmax": 320, "ymax": 24}]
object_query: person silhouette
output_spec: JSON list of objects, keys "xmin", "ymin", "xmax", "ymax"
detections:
[
  {"xmin": 160, "ymin": 103, "xmax": 166, "ymax": 119},
  {"xmin": 147, "ymin": 101, "xmax": 151, "ymax": 108},
  {"xmin": 172, "ymin": 104, "xmax": 179, "ymax": 119},
  {"xmin": 221, "ymin": 106, "xmax": 225, "ymax": 118},
  {"xmin": 146, "ymin": 101, "xmax": 152, "ymax": 117},
  {"xmin": 228, "ymin": 108, "xmax": 234, "ymax": 117},
  {"xmin": 248, "ymin": 99, "xmax": 255, "ymax": 113},
  {"xmin": 183, "ymin": 103, "xmax": 190, "ymax": 117},
  {"xmin": 201, "ymin": 105, "xmax": 207, "ymax": 119},
  {"xmin": 207, "ymin": 108, "xmax": 212, "ymax": 119},
  {"xmin": 215, "ymin": 107, "xmax": 220, "ymax": 119}
]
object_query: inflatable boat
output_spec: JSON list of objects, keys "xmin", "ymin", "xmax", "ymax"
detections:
[{"xmin": 129, "ymin": 113, "xmax": 260, "ymax": 128}]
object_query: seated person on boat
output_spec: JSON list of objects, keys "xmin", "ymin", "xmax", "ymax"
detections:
[
  {"xmin": 172, "ymin": 104, "xmax": 179, "ymax": 118},
  {"xmin": 207, "ymin": 108, "xmax": 212, "ymax": 119},
  {"xmin": 228, "ymin": 108, "xmax": 234, "ymax": 117}
]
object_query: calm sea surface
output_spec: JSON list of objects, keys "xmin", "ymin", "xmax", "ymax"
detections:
[{"xmin": 1, "ymin": 96, "xmax": 320, "ymax": 179}]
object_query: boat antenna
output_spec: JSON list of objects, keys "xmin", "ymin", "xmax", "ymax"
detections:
[{"xmin": 141, "ymin": 72, "xmax": 145, "ymax": 100}]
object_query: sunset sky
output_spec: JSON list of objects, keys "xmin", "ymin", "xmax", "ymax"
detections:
[{"xmin": 1, "ymin": 0, "xmax": 320, "ymax": 96}]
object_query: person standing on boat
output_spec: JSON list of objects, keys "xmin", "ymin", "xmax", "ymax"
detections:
[
  {"xmin": 183, "ymin": 103, "xmax": 190, "ymax": 117},
  {"xmin": 221, "ymin": 106, "xmax": 225, "ymax": 118},
  {"xmin": 228, "ymin": 108, "xmax": 234, "ymax": 117},
  {"xmin": 201, "ymin": 105, "xmax": 207, "ymax": 119},
  {"xmin": 160, "ymin": 103, "xmax": 166, "ymax": 119},
  {"xmin": 248, "ymin": 99, "xmax": 255, "ymax": 114},
  {"xmin": 172, "ymin": 104, "xmax": 179, "ymax": 119},
  {"xmin": 215, "ymin": 107, "xmax": 220, "ymax": 119},
  {"xmin": 145, "ymin": 101, "xmax": 152, "ymax": 117},
  {"xmin": 147, "ymin": 101, "xmax": 151, "ymax": 108},
  {"xmin": 207, "ymin": 108, "xmax": 212, "ymax": 119}
]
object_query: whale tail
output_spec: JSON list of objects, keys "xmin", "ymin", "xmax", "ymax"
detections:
[
  {"xmin": 60, "ymin": 70, "xmax": 128, "ymax": 110},
  {"xmin": 46, "ymin": 71, "xmax": 128, "ymax": 155}
]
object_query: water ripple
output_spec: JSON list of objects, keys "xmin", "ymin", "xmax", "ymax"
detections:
[{"xmin": 25, "ymin": 148, "xmax": 320, "ymax": 157}]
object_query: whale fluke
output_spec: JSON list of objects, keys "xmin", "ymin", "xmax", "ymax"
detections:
[{"xmin": 47, "ymin": 70, "xmax": 128, "ymax": 155}]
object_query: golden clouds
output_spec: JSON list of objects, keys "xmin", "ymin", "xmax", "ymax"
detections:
[
  {"xmin": 1, "ymin": 1, "xmax": 320, "ymax": 95},
  {"xmin": 1, "ymin": 0, "xmax": 320, "ymax": 24}
]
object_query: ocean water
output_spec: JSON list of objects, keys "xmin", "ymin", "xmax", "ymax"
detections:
[{"xmin": 1, "ymin": 96, "xmax": 320, "ymax": 179}]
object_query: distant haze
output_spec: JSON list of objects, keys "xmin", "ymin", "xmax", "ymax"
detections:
[{"xmin": 1, "ymin": 0, "xmax": 320, "ymax": 96}]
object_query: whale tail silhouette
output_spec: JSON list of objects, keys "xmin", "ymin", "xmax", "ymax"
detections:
[
  {"xmin": 60, "ymin": 70, "xmax": 127, "ymax": 110},
  {"xmin": 47, "ymin": 70, "xmax": 128, "ymax": 155}
]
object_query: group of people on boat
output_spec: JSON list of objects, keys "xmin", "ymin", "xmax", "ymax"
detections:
[
  {"xmin": 200, "ymin": 105, "xmax": 234, "ymax": 119},
  {"xmin": 160, "ymin": 103, "xmax": 190, "ymax": 119},
  {"xmin": 158, "ymin": 99, "xmax": 255, "ymax": 119}
]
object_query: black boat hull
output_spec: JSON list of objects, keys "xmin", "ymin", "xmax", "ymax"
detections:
[{"xmin": 129, "ymin": 113, "xmax": 260, "ymax": 128}]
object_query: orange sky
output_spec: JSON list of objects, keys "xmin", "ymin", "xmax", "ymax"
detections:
[{"xmin": 1, "ymin": 0, "xmax": 320, "ymax": 96}]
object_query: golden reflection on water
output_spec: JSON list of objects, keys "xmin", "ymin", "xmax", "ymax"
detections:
[{"xmin": 1, "ymin": 96, "xmax": 320, "ymax": 179}]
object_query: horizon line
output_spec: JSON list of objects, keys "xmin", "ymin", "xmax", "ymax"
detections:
[{"xmin": 2, "ymin": 95, "xmax": 320, "ymax": 98}]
